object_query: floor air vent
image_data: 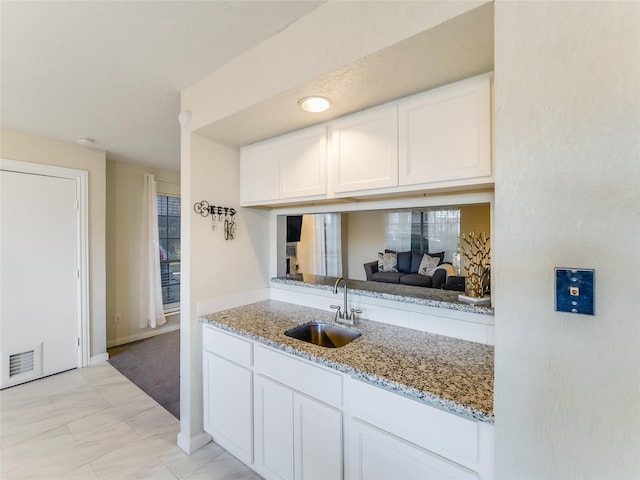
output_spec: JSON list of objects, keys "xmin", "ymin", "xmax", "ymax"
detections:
[{"xmin": 9, "ymin": 350, "xmax": 35, "ymax": 377}]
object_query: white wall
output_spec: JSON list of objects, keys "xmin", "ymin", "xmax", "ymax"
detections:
[
  {"xmin": 493, "ymin": 2, "xmax": 640, "ymax": 477},
  {"xmin": 178, "ymin": 131, "xmax": 270, "ymax": 452},
  {"xmin": 0, "ymin": 129, "xmax": 107, "ymax": 360},
  {"xmin": 187, "ymin": 134, "xmax": 270, "ymax": 302},
  {"xmin": 105, "ymin": 160, "xmax": 180, "ymax": 347}
]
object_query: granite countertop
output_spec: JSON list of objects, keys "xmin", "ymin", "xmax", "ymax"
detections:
[
  {"xmin": 271, "ymin": 274, "xmax": 494, "ymax": 315},
  {"xmin": 202, "ymin": 299, "xmax": 494, "ymax": 423}
]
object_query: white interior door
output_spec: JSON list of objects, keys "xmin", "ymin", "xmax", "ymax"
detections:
[{"xmin": 1, "ymin": 169, "xmax": 80, "ymax": 387}]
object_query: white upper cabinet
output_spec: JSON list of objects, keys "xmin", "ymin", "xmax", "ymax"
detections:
[
  {"xmin": 239, "ymin": 74, "xmax": 493, "ymax": 206},
  {"xmin": 240, "ymin": 140, "xmax": 280, "ymax": 204},
  {"xmin": 279, "ymin": 126, "xmax": 327, "ymax": 200},
  {"xmin": 330, "ymin": 103, "xmax": 398, "ymax": 194},
  {"xmin": 398, "ymin": 74, "xmax": 492, "ymax": 187},
  {"xmin": 240, "ymin": 125, "xmax": 327, "ymax": 206}
]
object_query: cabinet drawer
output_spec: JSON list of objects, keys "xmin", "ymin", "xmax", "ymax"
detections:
[
  {"xmin": 254, "ymin": 344, "xmax": 343, "ymax": 407},
  {"xmin": 346, "ymin": 378, "xmax": 479, "ymax": 468},
  {"xmin": 203, "ymin": 326, "xmax": 252, "ymax": 367},
  {"xmin": 348, "ymin": 418, "xmax": 477, "ymax": 480}
]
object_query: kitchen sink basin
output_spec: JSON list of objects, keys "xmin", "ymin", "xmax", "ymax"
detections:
[{"xmin": 284, "ymin": 322, "xmax": 362, "ymax": 348}]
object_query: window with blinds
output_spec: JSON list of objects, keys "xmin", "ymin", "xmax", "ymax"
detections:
[
  {"xmin": 385, "ymin": 208, "xmax": 462, "ymax": 273},
  {"xmin": 411, "ymin": 209, "xmax": 461, "ymax": 272},
  {"xmin": 157, "ymin": 195, "xmax": 180, "ymax": 310}
]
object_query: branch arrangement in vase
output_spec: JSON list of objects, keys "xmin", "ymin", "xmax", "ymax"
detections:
[{"xmin": 461, "ymin": 230, "xmax": 491, "ymax": 298}]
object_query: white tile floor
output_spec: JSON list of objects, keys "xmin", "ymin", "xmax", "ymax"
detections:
[{"xmin": 0, "ymin": 362, "xmax": 260, "ymax": 480}]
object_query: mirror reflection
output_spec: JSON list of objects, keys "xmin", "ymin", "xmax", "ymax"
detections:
[{"xmin": 278, "ymin": 203, "xmax": 491, "ymax": 295}]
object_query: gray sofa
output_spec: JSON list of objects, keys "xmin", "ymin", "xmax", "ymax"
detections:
[{"xmin": 364, "ymin": 250, "xmax": 449, "ymax": 289}]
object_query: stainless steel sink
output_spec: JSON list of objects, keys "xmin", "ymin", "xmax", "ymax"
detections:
[{"xmin": 284, "ymin": 322, "xmax": 362, "ymax": 348}]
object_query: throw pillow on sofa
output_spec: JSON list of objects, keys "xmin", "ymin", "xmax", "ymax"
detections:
[
  {"xmin": 411, "ymin": 251, "xmax": 444, "ymax": 273},
  {"xmin": 377, "ymin": 251, "xmax": 398, "ymax": 272},
  {"xmin": 417, "ymin": 254, "xmax": 440, "ymax": 277},
  {"xmin": 385, "ymin": 249, "xmax": 412, "ymax": 273}
]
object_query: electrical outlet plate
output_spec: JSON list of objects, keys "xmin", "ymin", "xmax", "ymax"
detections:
[{"xmin": 555, "ymin": 268, "xmax": 595, "ymax": 315}]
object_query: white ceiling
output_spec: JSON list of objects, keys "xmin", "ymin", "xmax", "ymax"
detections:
[
  {"xmin": 1, "ymin": 1, "xmax": 494, "ymax": 172},
  {"xmin": 197, "ymin": 3, "xmax": 494, "ymax": 147},
  {"xmin": 0, "ymin": 1, "xmax": 324, "ymax": 170}
]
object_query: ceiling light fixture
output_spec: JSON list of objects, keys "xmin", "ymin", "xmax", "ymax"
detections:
[
  {"xmin": 298, "ymin": 96, "xmax": 331, "ymax": 113},
  {"xmin": 75, "ymin": 136, "xmax": 95, "ymax": 146}
]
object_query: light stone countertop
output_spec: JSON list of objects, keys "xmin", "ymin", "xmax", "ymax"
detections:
[
  {"xmin": 271, "ymin": 274, "xmax": 494, "ymax": 315},
  {"xmin": 202, "ymin": 299, "xmax": 494, "ymax": 423}
]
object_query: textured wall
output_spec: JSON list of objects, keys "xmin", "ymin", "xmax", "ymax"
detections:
[
  {"xmin": 178, "ymin": 131, "xmax": 271, "ymax": 450},
  {"xmin": 182, "ymin": 1, "xmax": 488, "ymax": 131},
  {"xmin": 187, "ymin": 134, "xmax": 271, "ymax": 305},
  {"xmin": 493, "ymin": 2, "xmax": 640, "ymax": 477},
  {"xmin": 105, "ymin": 159, "xmax": 180, "ymax": 346}
]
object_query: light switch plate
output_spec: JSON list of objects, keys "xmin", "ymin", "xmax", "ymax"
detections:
[{"xmin": 555, "ymin": 268, "xmax": 595, "ymax": 315}]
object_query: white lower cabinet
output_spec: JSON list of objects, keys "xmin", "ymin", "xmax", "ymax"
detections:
[
  {"xmin": 345, "ymin": 378, "xmax": 493, "ymax": 479},
  {"xmin": 202, "ymin": 350, "xmax": 253, "ymax": 464},
  {"xmin": 294, "ymin": 392, "xmax": 343, "ymax": 480},
  {"xmin": 253, "ymin": 374, "xmax": 343, "ymax": 480},
  {"xmin": 347, "ymin": 418, "xmax": 477, "ymax": 480},
  {"xmin": 202, "ymin": 324, "xmax": 493, "ymax": 479},
  {"xmin": 254, "ymin": 375, "xmax": 295, "ymax": 479}
]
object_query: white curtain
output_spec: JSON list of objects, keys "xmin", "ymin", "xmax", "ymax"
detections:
[
  {"xmin": 140, "ymin": 174, "xmax": 166, "ymax": 328},
  {"xmin": 425, "ymin": 209, "xmax": 460, "ymax": 263},
  {"xmin": 314, "ymin": 213, "xmax": 342, "ymax": 277},
  {"xmin": 385, "ymin": 211, "xmax": 412, "ymax": 252}
]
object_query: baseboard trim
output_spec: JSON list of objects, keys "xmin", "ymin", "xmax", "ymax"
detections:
[
  {"xmin": 177, "ymin": 431, "xmax": 212, "ymax": 454},
  {"xmin": 107, "ymin": 323, "xmax": 181, "ymax": 348},
  {"xmin": 90, "ymin": 353, "xmax": 109, "ymax": 365}
]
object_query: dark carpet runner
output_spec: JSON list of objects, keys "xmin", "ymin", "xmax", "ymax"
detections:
[{"xmin": 108, "ymin": 329, "xmax": 180, "ymax": 419}]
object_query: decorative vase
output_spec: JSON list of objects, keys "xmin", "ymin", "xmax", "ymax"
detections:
[
  {"xmin": 465, "ymin": 275, "xmax": 480, "ymax": 298},
  {"xmin": 464, "ymin": 267, "xmax": 490, "ymax": 298}
]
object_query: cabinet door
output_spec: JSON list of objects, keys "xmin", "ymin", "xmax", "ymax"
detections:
[
  {"xmin": 398, "ymin": 75, "xmax": 492, "ymax": 186},
  {"xmin": 348, "ymin": 419, "xmax": 478, "ymax": 480},
  {"xmin": 294, "ymin": 393, "xmax": 343, "ymax": 480},
  {"xmin": 254, "ymin": 375, "xmax": 295, "ymax": 480},
  {"xmin": 279, "ymin": 126, "xmax": 327, "ymax": 199},
  {"xmin": 240, "ymin": 140, "xmax": 280, "ymax": 204},
  {"xmin": 330, "ymin": 103, "xmax": 398, "ymax": 193},
  {"xmin": 202, "ymin": 351, "xmax": 253, "ymax": 464}
]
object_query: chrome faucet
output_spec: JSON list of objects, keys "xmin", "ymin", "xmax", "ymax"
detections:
[{"xmin": 331, "ymin": 277, "xmax": 361, "ymax": 325}]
